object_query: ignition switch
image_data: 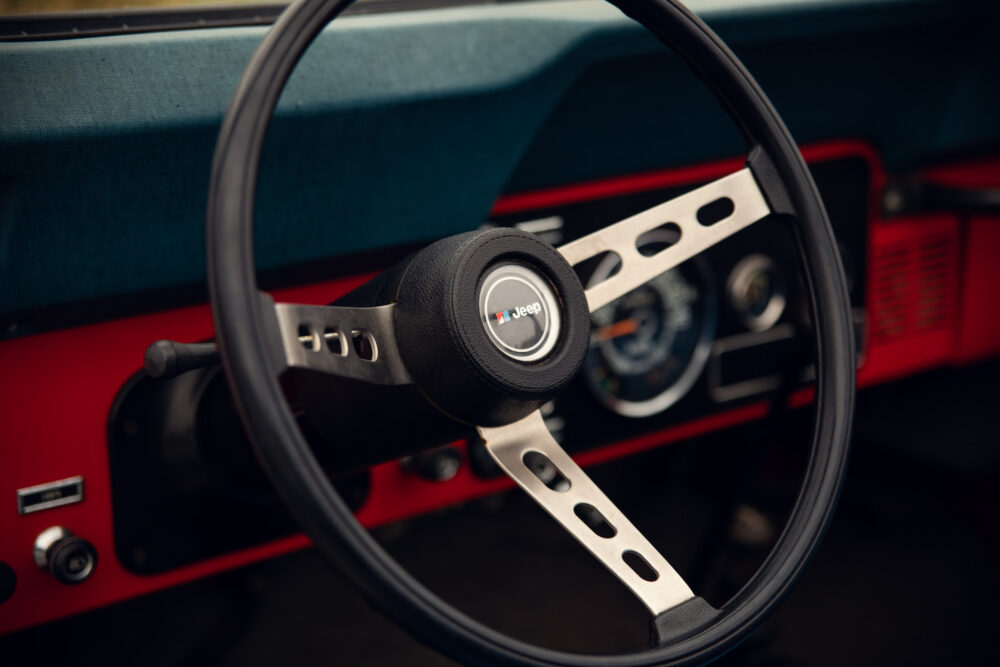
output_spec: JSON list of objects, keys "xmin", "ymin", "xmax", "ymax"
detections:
[{"xmin": 33, "ymin": 526, "xmax": 97, "ymax": 585}]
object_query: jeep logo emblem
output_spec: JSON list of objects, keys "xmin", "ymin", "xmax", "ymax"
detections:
[
  {"xmin": 493, "ymin": 302, "xmax": 542, "ymax": 324},
  {"xmin": 478, "ymin": 263, "xmax": 561, "ymax": 362}
]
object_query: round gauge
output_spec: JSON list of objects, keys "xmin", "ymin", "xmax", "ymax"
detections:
[
  {"xmin": 583, "ymin": 233, "xmax": 716, "ymax": 418},
  {"xmin": 727, "ymin": 254, "xmax": 786, "ymax": 331}
]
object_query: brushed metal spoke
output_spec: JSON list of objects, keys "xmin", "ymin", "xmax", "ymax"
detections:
[
  {"xmin": 559, "ymin": 168, "xmax": 771, "ymax": 312},
  {"xmin": 478, "ymin": 411, "xmax": 694, "ymax": 615},
  {"xmin": 273, "ymin": 302, "xmax": 412, "ymax": 385}
]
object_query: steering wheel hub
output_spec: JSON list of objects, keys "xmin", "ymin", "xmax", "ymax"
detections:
[{"xmin": 392, "ymin": 228, "xmax": 590, "ymax": 426}]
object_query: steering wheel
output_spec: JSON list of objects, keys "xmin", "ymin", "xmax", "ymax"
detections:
[{"xmin": 206, "ymin": 0, "xmax": 855, "ymax": 664}]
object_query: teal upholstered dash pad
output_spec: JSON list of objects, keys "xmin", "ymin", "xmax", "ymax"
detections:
[{"xmin": 1, "ymin": 0, "xmax": 999, "ymax": 324}]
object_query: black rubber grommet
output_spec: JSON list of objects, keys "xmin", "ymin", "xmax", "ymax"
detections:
[{"xmin": 649, "ymin": 597, "xmax": 720, "ymax": 646}]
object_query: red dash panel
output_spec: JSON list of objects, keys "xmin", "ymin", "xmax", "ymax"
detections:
[{"xmin": 0, "ymin": 140, "xmax": 885, "ymax": 635}]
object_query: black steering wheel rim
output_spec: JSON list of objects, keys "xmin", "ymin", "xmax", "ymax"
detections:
[{"xmin": 206, "ymin": 0, "xmax": 856, "ymax": 664}]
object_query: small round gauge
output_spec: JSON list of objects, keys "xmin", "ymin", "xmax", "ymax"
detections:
[
  {"xmin": 583, "ymin": 232, "xmax": 716, "ymax": 418},
  {"xmin": 727, "ymin": 254, "xmax": 786, "ymax": 331}
]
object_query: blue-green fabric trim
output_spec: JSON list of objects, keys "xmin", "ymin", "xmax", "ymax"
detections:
[{"xmin": 1, "ymin": 0, "xmax": 998, "ymax": 320}]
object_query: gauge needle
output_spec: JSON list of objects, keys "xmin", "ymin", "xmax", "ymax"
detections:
[{"xmin": 592, "ymin": 318, "xmax": 638, "ymax": 343}]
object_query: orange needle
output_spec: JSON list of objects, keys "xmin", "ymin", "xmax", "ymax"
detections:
[{"xmin": 593, "ymin": 318, "xmax": 638, "ymax": 342}]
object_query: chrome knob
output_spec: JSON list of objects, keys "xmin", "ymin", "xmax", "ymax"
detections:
[{"xmin": 33, "ymin": 526, "xmax": 97, "ymax": 585}]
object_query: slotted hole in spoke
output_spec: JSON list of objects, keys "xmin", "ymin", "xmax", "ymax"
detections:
[
  {"xmin": 350, "ymin": 330, "xmax": 377, "ymax": 362},
  {"xmin": 522, "ymin": 450, "xmax": 571, "ymax": 492},
  {"xmin": 636, "ymin": 224, "xmax": 681, "ymax": 258},
  {"xmin": 298, "ymin": 324, "xmax": 320, "ymax": 351},
  {"xmin": 622, "ymin": 550, "xmax": 659, "ymax": 582},
  {"xmin": 324, "ymin": 328, "xmax": 345, "ymax": 356},
  {"xmin": 574, "ymin": 503, "xmax": 616, "ymax": 538},
  {"xmin": 576, "ymin": 251, "xmax": 621, "ymax": 289},
  {"xmin": 696, "ymin": 197, "xmax": 735, "ymax": 226}
]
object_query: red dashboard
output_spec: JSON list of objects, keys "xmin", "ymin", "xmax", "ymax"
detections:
[{"xmin": 2, "ymin": 140, "xmax": 998, "ymax": 635}]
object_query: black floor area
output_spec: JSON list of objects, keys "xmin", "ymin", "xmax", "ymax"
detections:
[{"xmin": 3, "ymin": 365, "xmax": 999, "ymax": 665}]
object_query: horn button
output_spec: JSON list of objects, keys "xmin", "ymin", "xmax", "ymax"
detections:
[
  {"xmin": 393, "ymin": 228, "xmax": 590, "ymax": 426},
  {"xmin": 478, "ymin": 263, "xmax": 561, "ymax": 363}
]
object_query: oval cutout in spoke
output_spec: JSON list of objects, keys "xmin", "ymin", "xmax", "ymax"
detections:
[
  {"xmin": 350, "ymin": 329, "xmax": 378, "ymax": 362},
  {"xmin": 298, "ymin": 324, "xmax": 320, "ymax": 351},
  {"xmin": 636, "ymin": 223, "xmax": 681, "ymax": 258},
  {"xmin": 324, "ymin": 328, "xmax": 345, "ymax": 356},
  {"xmin": 574, "ymin": 503, "xmax": 616, "ymax": 538},
  {"xmin": 622, "ymin": 550, "xmax": 659, "ymax": 582},
  {"xmin": 574, "ymin": 250, "xmax": 621, "ymax": 288},
  {"xmin": 696, "ymin": 197, "xmax": 735, "ymax": 226},
  {"xmin": 522, "ymin": 450, "xmax": 571, "ymax": 492}
]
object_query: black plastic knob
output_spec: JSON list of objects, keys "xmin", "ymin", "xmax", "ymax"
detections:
[
  {"xmin": 404, "ymin": 446, "xmax": 462, "ymax": 482},
  {"xmin": 144, "ymin": 340, "xmax": 219, "ymax": 379},
  {"xmin": 47, "ymin": 536, "xmax": 97, "ymax": 585}
]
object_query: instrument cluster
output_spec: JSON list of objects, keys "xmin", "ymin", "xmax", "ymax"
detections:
[
  {"xmin": 490, "ymin": 152, "xmax": 869, "ymax": 452},
  {"xmin": 583, "ymin": 232, "xmax": 716, "ymax": 418}
]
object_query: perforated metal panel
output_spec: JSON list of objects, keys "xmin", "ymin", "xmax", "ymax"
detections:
[
  {"xmin": 863, "ymin": 216, "xmax": 960, "ymax": 382},
  {"xmin": 871, "ymin": 226, "xmax": 957, "ymax": 344}
]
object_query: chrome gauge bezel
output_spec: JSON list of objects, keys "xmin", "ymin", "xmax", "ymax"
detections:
[
  {"xmin": 583, "ymin": 236, "xmax": 717, "ymax": 419},
  {"xmin": 727, "ymin": 254, "xmax": 787, "ymax": 332}
]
